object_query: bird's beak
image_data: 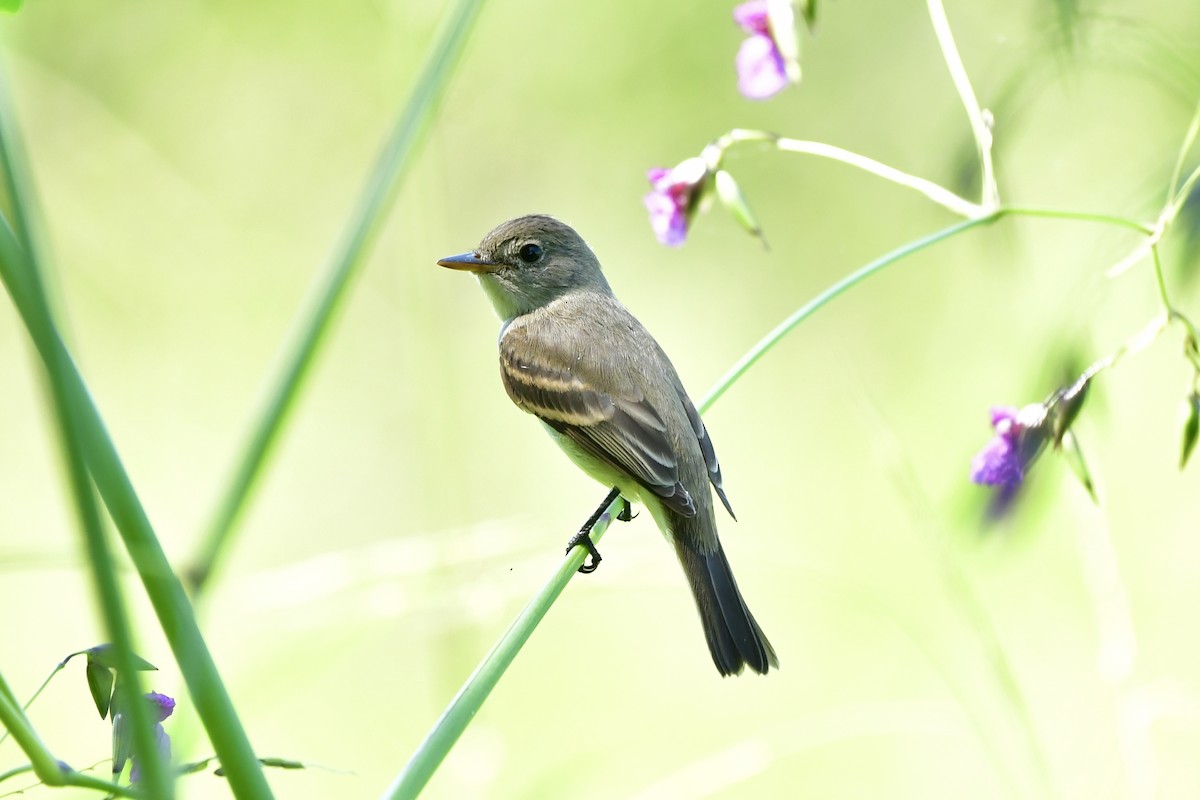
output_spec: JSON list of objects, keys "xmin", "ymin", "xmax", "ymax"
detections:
[{"xmin": 437, "ymin": 251, "xmax": 500, "ymax": 273}]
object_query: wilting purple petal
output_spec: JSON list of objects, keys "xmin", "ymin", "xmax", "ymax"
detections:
[{"xmin": 736, "ymin": 33, "xmax": 789, "ymax": 100}]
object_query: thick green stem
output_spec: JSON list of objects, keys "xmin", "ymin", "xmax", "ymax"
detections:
[
  {"xmin": 187, "ymin": 0, "xmax": 487, "ymax": 596},
  {"xmin": 0, "ymin": 685, "xmax": 63, "ymax": 786},
  {"xmin": 382, "ymin": 495, "xmax": 625, "ymax": 800},
  {"xmin": 0, "ymin": 133, "xmax": 272, "ymax": 800},
  {"xmin": 0, "ymin": 93, "xmax": 172, "ymax": 797}
]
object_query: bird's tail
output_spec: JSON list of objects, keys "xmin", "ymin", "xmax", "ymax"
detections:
[{"xmin": 672, "ymin": 519, "xmax": 778, "ymax": 676}]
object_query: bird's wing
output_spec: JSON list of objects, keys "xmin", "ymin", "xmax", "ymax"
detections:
[
  {"xmin": 499, "ymin": 326, "xmax": 697, "ymax": 517},
  {"xmin": 679, "ymin": 389, "xmax": 735, "ymax": 520}
]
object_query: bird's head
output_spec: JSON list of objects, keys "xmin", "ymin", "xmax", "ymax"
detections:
[{"xmin": 438, "ymin": 214, "xmax": 611, "ymax": 319}]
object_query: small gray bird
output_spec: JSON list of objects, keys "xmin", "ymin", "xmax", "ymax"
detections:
[{"xmin": 438, "ymin": 215, "xmax": 777, "ymax": 676}]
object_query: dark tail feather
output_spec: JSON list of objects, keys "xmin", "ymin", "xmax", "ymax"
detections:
[{"xmin": 674, "ymin": 536, "xmax": 778, "ymax": 676}]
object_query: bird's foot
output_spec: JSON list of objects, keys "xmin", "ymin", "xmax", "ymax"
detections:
[
  {"xmin": 617, "ymin": 501, "xmax": 636, "ymax": 522},
  {"xmin": 565, "ymin": 530, "xmax": 603, "ymax": 574}
]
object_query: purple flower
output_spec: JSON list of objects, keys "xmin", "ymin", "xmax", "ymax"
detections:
[
  {"xmin": 970, "ymin": 406, "xmax": 1024, "ymax": 488},
  {"xmin": 734, "ymin": 1, "xmax": 790, "ymax": 99},
  {"xmin": 144, "ymin": 692, "xmax": 176, "ymax": 723},
  {"xmin": 643, "ymin": 157, "xmax": 708, "ymax": 247},
  {"xmin": 119, "ymin": 692, "xmax": 175, "ymax": 784},
  {"xmin": 971, "ymin": 403, "xmax": 1051, "ymax": 515}
]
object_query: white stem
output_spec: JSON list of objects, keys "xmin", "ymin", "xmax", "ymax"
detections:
[
  {"xmin": 926, "ymin": 0, "xmax": 999, "ymax": 208},
  {"xmin": 770, "ymin": 135, "xmax": 985, "ymax": 218}
]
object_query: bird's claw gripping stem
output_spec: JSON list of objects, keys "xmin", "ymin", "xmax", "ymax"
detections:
[{"xmin": 566, "ymin": 487, "xmax": 631, "ymax": 574}]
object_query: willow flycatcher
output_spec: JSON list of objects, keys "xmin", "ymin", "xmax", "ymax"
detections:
[{"xmin": 438, "ymin": 215, "xmax": 777, "ymax": 676}]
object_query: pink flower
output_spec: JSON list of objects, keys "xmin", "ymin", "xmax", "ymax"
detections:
[
  {"xmin": 643, "ymin": 157, "xmax": 709, "ymax": 247},
  {"xmin": 734, "ymin": 1, "xmax": 790, "ymax": 100}
]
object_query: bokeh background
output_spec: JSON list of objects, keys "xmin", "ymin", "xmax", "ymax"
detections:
[{"xmin": 3, "ymin": 0, "xmax": 1200, "ymax": 797}]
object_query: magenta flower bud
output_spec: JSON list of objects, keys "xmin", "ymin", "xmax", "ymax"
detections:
[{"xmin": 643, "ymin": 157, "xmax": 709, "ymax": 247}]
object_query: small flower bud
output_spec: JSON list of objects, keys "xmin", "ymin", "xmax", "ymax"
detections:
[{"xmin": 714, "ymin": 169, "xmax": 766, "ymax": 245}]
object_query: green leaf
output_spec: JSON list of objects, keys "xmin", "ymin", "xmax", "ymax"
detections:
[
  {"xmin": 0, "ymin": 0, "xmax": 22, "ymax": 14},
  {"xmin": 87, "ymin": 645, "xmax": 157, "ymax": 672},
  {"xmin": 85, "ymin": 661, "xmax": 114, "ymax": 720},
  {"xmin": 1180, "ymin": 391, "xmax": 1200, "ymax": 470}
]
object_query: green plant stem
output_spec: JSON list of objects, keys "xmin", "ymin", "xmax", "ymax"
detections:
[
  {"xmin": 1151, "ymin": 246, "xmax": 1200, "ymax": 373},
  {"xmin": 1168, "ymin": 98, "xmax": 1200, "ymax": 204},
  {"xmin": 187, "ymin": 0, "xmax": 486, "ymax": 596},
  {"xmin": 0, "ymin": 106, "xmax": 271, "ymax": 800},
  {"xmin": 995, "ymin": 206, "xmax": 1155, "ymax": 235},
  {"xmin": 0, "ymin": 683, "xmax": 62, "ymax": 786},
  {"xmin": 0, "ymin": 763, "xmax": 140, "ymax": 799},
  {"xmin": 390, "ymin": 199, "xmax": 1157, "ymax": 797},
  {"xmin": 382, "ymin": 494, "xmax": 626, "ymax": 800},
  {"xmin": 926, "ymin": 0, "xmax": 998, "ymax": 207},
  {"xmin": 1169, "ymin": 161, "xmax": 1200, "ymax": 218},
  {"xmin": 712, "ymin": 129, "xmax": 984, "ymax": 218},
  {"xmin": 0, "ymin": 673, "xmax": 140, "ymax": 798},
  {"xmin": 0, "ymin": 223, "xmax": 271, "ymax": 798},
  {"xmin": 0, "ymin": 672, "xmax": 19, "ymax": 749},
  {"xmin": 1154, "ymin": 244, "xmax": 1173, "ymax": 311},
  {"xmin": 0, "ymin": 651, "xmax": 84, "ymax": 749},
  {"xmin": 0, "ymin": 95, "xmax": 172, "ymax": 798},
  {"xmin": 700, "ymin": 216, "xmax": 993, "ymax": 410}
]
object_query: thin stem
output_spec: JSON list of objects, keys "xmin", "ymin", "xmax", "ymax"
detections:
[
  {"xmin": 926, "ymin": 0, "xmax": 998, "ymax": 207},
  {"xmin": 382, "ymin": 494, "xmax": 626, "ymax": 800},
  {"xmin": 0, "ymin": 659, "xmax": 63, "ymax": 747},
  {"xmin": 187, "ymin": 0, "xmax": 487, "ymax": 596},
  {"xmin": 700, "ymin": 215, "xmax": 995, "ymax": 411},
  {"xmin": 1153, "ymin": 244, "xmax": 1173, "ymax": 311},
  {"xmin": 996, "ymin": 206, "xmax": 1155, "ymax": 235},
  {"xmin": 716, "ymin": 130, "xmax": 984, "ymax": 218},
  {"xmin": 1151, "ymin": 246, "xmax": 1200, "ymax": 373},
  {"xmin": 1169, "ymin": 161, "xmax": 1200, "ymax": 219},
  {"xmin": 1168, "ymin": 98, "xmax": 1200, "ymax": 204}
]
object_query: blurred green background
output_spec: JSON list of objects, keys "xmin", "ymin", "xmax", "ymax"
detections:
[{"xmin": 3, "ymin": 0, "xmax": 1200, "ymax": 797}]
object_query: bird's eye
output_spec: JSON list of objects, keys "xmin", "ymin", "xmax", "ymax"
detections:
[{"xmin": 518, "ymin": 243, "xmax": 543, "ymax": 264}]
